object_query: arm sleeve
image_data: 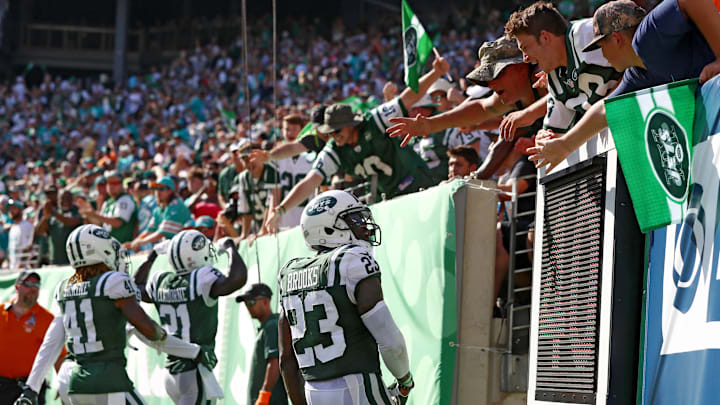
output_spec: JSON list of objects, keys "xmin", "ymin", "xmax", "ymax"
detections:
[
  {"xmin": 263, "ymin": 321, "xmax": 280, "ymax": 360},
  {"xmin": 105, "ymin": 272, "xmax": 141, "ymax": 300},
  {"xmin": 360, "ymin": 301, "xmax": 410, "ymax": 380},
  {"xmin": 369, "ymin": 97, "xmax": 407, "ymax": 131},
  {"xmin": 310, "ymin": 146, "xmax": 341, "ymax": 182},
  {"xmin": 194, "ymin": 266, "xmax": 222, "ymax": 307},
  {"xmin": 26, "ymin": 315, "xmax": 66, "ymax": 392},
  {"xmin": 338, "ymin": 246, "xmax": 381, "ymax": 305},
  {"xmin": 113, "ymin": 195, "xmax": 135, "ymax": 223},
  {"xmin": 128, "ymin": 327, "xmax": 201, "ymax": 358}
]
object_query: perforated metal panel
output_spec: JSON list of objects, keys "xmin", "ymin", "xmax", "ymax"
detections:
[{"xmin": 535, "ymin": 158, "xmax": 606, "ymax": 404}]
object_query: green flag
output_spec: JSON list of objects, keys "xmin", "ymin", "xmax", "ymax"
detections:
[
  {"xmin": 297, "ymin": 96, "xmax": 380, "ymax": 138},
  {"xmin": 605, "ymin": 79, "xmax": 698, "ymax": 232},
  {"xmin": 401, "ymin": 0, "xmax": 434, "ymax": 92}
]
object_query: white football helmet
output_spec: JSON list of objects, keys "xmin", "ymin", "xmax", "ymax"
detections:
[
  {"xmin": 66, "ymin": 224, "xmax": 126, "ymax": 272},
  {"xmin": 300, "ymin": 190, "xmax": 381, "ymax": 251},
  {"xmin": 168, "ymin": 230, "xmax": 217, "ymax": 275}
]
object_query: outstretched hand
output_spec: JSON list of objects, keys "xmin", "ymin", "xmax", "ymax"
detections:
[
  {"xmin": 386, "ymin": 114, "xmax": 430, "ymax": 147},
  {"xmin": 527, "ymin": 129, "xmax": 572, "ymax": 174},
  {"xmin": 432, "ymin": 55, "xmax": 450, "ymax": 77},
  {"xmin": 699, "ymin": 59, "xmax": 720, "ymax": 84}
]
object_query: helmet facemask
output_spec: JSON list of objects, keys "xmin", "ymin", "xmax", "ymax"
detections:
[{"xmin": 336, "ymin": 207, "xmax": 381, "ymax": 247}]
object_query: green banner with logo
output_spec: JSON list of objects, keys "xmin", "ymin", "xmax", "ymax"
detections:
[
  {"xmin": 0, "ymin": 182, "xmax": 461, "ymax": 405},
  {"xmin": 605, "ymin": 79, "xmax": 698, "ymax": 233}
]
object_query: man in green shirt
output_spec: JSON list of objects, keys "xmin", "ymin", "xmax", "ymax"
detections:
[
  {"xmin": 34, "ymin": 190, "xmax": 83, "ymax": 265},
  {"xmin": 79, "ymin": 171, "xmax": 137, "ymax": 243},
  {"xmin": 218, "ymin": 141, "xmax": 249, "ymax": 208},
  {"xmin": 236, "ymin": 283, "xmax": 287, "ymax": 405},
  {"xmin": 265, "ymin": 55, "xmax": 450, "ymax": 233},
  {"xmin": 123, "ymin": 176, "xmax": 193, "ymax": 251}
]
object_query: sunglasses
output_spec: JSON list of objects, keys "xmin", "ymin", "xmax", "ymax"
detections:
[
  {"xmin": 21, "ymin": 280, "xmax": 41, "ymax": 288},
  {"xmin": 431, "ymin": 94, "xmax": 446, "ymax": 102},
  {"xmin": 153, "ymin": 187, "xmax": 170, "ymax": 191},
  {"xmin": 245, "ymin": 296, "xmax": 267, "ymax": 307},
  {"xmin": 107, "ymin": 180, "xmax": 122, "ymax": 185}
]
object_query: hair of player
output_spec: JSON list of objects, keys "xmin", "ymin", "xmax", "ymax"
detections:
[
  {"xmin": 505, "ymin": 1, "xmax": 568, "ymax": 40},
  {"xmin": 69, "ymin": 263, "xmax": 112, "ymax": 284},
  {"xmin": 282, "ymin": 113, "xmax": 306, "ymax": 127},
  {"xmin": 447, "ymin": 145, "xmax": 480, "ymax": 167}
]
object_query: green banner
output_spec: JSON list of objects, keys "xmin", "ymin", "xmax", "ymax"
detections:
[
  {"xmin": 1, "ymin": 183, "xmax": 461, "ymax": 405},
  {"xmin": 605, "ymin": 79, "xmax": 698, "ymax": 233}
]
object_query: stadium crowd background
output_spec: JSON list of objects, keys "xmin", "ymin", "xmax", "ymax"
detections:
[{"xmin": 0, "ymin": 0, "xmax": 644, "ymax": 271}]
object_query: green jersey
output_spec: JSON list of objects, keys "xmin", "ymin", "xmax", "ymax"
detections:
[
  {"xmin": 278, "ymin": 244, "xmax": 381, "ymax": 381},
  {"xmin": 544, "ymin": 19, "xmax": 622, "ymax": 132},
  {"xmin": 100, "ymin": 193, "xmax": 137, "ymax": 243},
  {"xmin": 146, "ymin": 266, "xmax": 222, "ymax": 374},
  {"xmin": 47, "ymin": 206, "xmax": 82, "ymax": 264},
  {"xmin": 148, "ymin": 197, "xmax": 193, "ymax": 239},
  {"xmin": 218, "ymin": 165, "xmax": 238, "ymax": 202},
  {"xmin": 311, "ymin": 98, "xmax": 435, "ymax": 199},
  {"xmin": 237, "ymin": 164, "xmax": 281, "ymax": 225},
  {"xmin": 53, "ymin": 271, "xmax": 140, "ymax": 394},
  {"xmin": 412, "ymin": 127, "xmax": 454, "ymax": 182}
]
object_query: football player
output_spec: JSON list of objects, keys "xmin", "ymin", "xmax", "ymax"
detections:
[
  {"xmin": 278, "ymin": 190, "xmax": 414, "ymax": 404},
  {"xmin": 14, "ymin": 224, "xmax": 215, "ymax": 405},
  {"xmin": 133, "ymin": 230, "xmax": 248, "ymax": 404}
]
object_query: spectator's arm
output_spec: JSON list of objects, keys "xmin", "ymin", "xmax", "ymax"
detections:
[
  {"xmin": 239, "ymin": 215, "xmax": 252, "ymax": 240},
  {"xmin": 680, "ymin": 0, "xmax": 720, "ymax": 83},
  {"xmin": 124, "ymin": 231, "xmax": 165, "ymax": 251},
  {"xmin": 34, "ymin": 215, "xmax": 50, "ymax": 236},
  {"xmin": 528, "ymin": 101, "xmax": 608, "ymax": 173},
  {"xmin": 51, "ymin": 211, "xmax": 84, "ymax": 228},
  {"xmin": 268, "ymin": 142, "xmax": 308, "ymax": 161},
  {"xmin": 499, "ymin": 95, "xmax": 549, "ymax": 141},
  {"xmin": 81, "ymin": 211, "xmax": 124, "ymax": 228},
  {"xmin": 265, "ymin": 172, "xmax": 323, "ymax": 234},
  {"xmin": 399, "ymin": 55, "xmax": 451, "ymax": 109}
]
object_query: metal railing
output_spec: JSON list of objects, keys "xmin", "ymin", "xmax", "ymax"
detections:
[{"xmin": 501, "ymin": 173, "xmax": 537, "ymax": 392}]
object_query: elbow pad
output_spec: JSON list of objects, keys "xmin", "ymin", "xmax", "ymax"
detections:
[
  {"xmin": 27, "ymin": 316, "xmax": 66, "ymax": 392},
  {"xmin": 361, "ymin": 301, "xmax": 410, "ymax": 379}
]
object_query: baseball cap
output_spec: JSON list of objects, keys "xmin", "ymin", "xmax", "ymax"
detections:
[
  {"xmin": 582, "ymin": 0, "xmax": 646, "ymax": 52},
  {"xmin": 411, "ymin": 94, "xmax": 439, "ymax": 109},
  {"xmin": 93, "ymin": 176, "xmax": 107, "ymax": 186},
  {"xmin": 16, "ymin": 270, "xmax": 41, "ymax": 284},
  {"xmin": 466, "ymin": 36, "xmax": 525, "ymax": 87},
  {"xmin": 151, "ymin": 176, "xmax": 176, "ymax": 192},
  {"xmin": 316, "ymin": 104, "xmax": 364, "ymax": 134},
  {"xmin": 235, "ymin": 283, "xmax": 273, "ymax": 303},
  {"xmin": 427, "ymin": 78, "xmax": 453, "ymax": 95},
  {"xmin": 7, "ymin": 199, "xmax": 23, "ymax": 210}
]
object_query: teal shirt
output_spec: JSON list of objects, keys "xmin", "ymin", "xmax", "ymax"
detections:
[{"xmin": 148, "ymin": 197, "xmax": 193, "ymax": 239}]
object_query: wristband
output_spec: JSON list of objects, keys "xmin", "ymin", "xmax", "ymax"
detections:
[
  {"xmin": 275, "ymin": 206, "xmax": 286, "ymax": 215},
  {"xmin": 398, "ymin": 373, "xmax": 414, "ymax": 388},
  {"xmin": 256, "ymin": 390, "xmax": 272, "ymax": 405}
]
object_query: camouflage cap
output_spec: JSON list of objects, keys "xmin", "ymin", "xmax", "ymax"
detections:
[
  {"xmin": 466, "ymin": 36, "xmax": 525, "ymax": 87},
  {"xmin": 316, "ymin": 104, "xmax": 364, "ymax": 134},
  {"xmin": 582, "ymin": 0, "xmax": 646, "ymax": 52}
]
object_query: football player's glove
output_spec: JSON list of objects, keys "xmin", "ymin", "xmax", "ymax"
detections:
[
  {"xmin": 14, "ymin": 385, "xmax": 38, "ymax": 405},
  {"xmin": 197, "ymin": 345, "xmax": 218, "ymax": 370}
]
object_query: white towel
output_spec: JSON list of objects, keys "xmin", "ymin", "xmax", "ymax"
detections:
[{"xmin": 198, "ymin": 364, "xmax": 224, "ymax": 400}]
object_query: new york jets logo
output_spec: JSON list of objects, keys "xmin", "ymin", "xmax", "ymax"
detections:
[
  {"xmin": 92, "ymin": 228, "xmax": 111, "ymax": 239},
  {"xmin": 191, "ymin": 235, "xmax": 206, "ymax": 251},
  {"xmin": 306, "ymin": 196, "xmax": 337, "ymax": 216},
  {"xmin": 404, "ymin": 26, "xmax": 418, "ymax": 67},
  {"xmin": 645, "ymin": 109, "xmax": 690, "ymax": 201}
]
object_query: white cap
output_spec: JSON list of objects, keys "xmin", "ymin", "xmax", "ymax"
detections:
[{"xmin": 427, "ymin": 78, "xmax": 453, "ymax": 95}]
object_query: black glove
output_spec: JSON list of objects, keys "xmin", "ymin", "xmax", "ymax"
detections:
[{"xmin": 14, "ymin": 385, "xmax": 38, "ymax": 405}]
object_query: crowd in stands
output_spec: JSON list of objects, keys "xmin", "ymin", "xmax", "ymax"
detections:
[{"xmin": 4, "ymin": 0, "xmax": 716, "ymax": 316}]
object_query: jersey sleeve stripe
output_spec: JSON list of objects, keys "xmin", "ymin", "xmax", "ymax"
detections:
[
  {"xmin": 331, "ymin": 245, "xmax": 354, "ymax": 287},
  {"xmin": 95, "ymin": 272, "xmax": 113, "ymax": 296},
  {"xmin": 190, "ymin": 269, "xmax": 198, "ymax": 301},
  {"xmin": 326, "ymin": 149, "xmax": 341, "ymax": 169},
  {"xmin": 174, "ymin": 231, "xmax": 187, "ymax": 272}
]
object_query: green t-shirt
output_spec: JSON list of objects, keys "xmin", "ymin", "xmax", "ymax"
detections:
[
  {"xmin": 310, "ymin": 98, "xmax": 435, "ymax": 199},
  {"xmin": 53, "ymin": 271, "xmax": 140, "ymax": 394},
  {"xmin": 248, "ymin": 313, "xmax": 288, "ymax": 405},
  {"xmin": 278, "ymin": 244, "xmax": 382, "ymax": 381},
  {"xmin": 218, "ymin": 165, "xmax": 238, "ymax": 202},
  {"xmin": 100, "ymin": 193, "xmax": 137, "ymax": 243},
  {"xmin": 148, "ymin": 197, "xmax": 193, "ymax": 239},
  {"xmin": 47, "ymin": 206, "xmax": 82, "ymax": 265},
  {"xmin": 146, "ymin": 266, "xmax": 221, "ymax": 374}
]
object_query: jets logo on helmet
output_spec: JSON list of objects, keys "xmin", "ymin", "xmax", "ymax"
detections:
[
  {"xmin": 169, "ymin": 230, "xmax": 217, "ymax": 274},
  {"xmin": 305, "ymin": 196, "xmax": 337, "ymax": 216},
  {"xmin": 66, "ymin": 224, "xmax": 126, "ymax": 272},
  {"xmin": 300, "ymin": 190, "xmax": 381, "ymax": 251}
]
